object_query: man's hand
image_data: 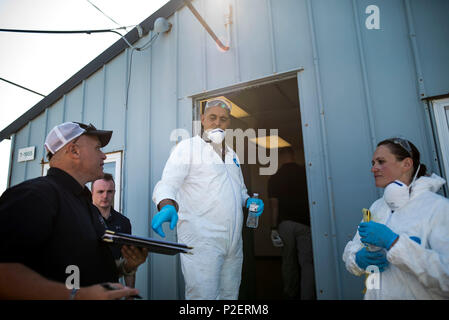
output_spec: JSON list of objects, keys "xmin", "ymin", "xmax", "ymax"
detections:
[
  {"xmin": 75, "ymin": 283, "xmax": 139, "ymax": 300},
  {"xmin": 151, "ymin": 204, "xmax": 178, "ymax": 237},
  {"xmin": 0, "ymin": 263, "xmax": 139, "ymax": 300},
  {"xmin": 270, "ymin": 229, "xmax": 284, "ymax": 247},
  {"xmin": 246, "ymin": 198, "xmax": 264, "ymax": 217},
  {"xmin": 121, "ymin": 245, "xmax": 148, "ymax": 273}
]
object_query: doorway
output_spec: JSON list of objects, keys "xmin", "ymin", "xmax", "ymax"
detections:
[{"xmin": 195, "ymin": 74, "xmax": 314, "ymax": 299}]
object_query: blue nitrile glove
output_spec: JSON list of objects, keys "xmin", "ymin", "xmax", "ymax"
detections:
[
  {"xmin": 246, "ymin": 198, "xmax": 264, "ymax": 217},
  {"xmin": 355, "ymin": 247, "xmax": 389, "ymax": 272},
  {"xmin": 151, "ymin": 204, "xmax": 178, "ymax": 238},
  {"xmin": 358, "ymin": 221, "xmax": 399, "ymax": 250}
]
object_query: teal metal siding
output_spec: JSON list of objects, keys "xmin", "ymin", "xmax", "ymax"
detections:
[{"xmin": 409, "ymin": 0, "xmax": 449, "ymax": 98}]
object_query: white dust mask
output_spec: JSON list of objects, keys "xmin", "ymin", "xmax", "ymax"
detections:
[
  {"xmin": 383, "ymin": 164, "xmax": 421, "ymax": 211},
  {"xmin": 206, "ymin": 128, "xmax": 226, "ymax": 144},
  {"xmin": 383, "ymin": 180, "xmax": 409, "ymax": 211}
]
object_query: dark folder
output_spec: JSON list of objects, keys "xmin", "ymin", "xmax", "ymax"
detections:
[{"xmin": 101, "ymin": 230, "xmax": 193, "ymax": 255}]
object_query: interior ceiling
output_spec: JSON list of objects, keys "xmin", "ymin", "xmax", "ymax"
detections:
[{"xmin": 224, "ymin": 77, "xmax": 303, "ymax": 150}]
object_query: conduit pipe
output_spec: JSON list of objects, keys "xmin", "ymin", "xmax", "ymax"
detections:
[{"xmin": 185, "ymin": 0, "xmax": 231, "ymax": 52}]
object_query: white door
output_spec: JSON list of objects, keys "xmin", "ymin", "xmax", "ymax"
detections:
[{"xmin": 432, "ymin": 98, "xmax": 449, "ymax": 183}]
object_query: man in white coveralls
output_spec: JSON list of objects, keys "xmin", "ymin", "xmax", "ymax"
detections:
[{"xmin": 151, "ymin": 98, "xmax": 264, "ymax": 299}]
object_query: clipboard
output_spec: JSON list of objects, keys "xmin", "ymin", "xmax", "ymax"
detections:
[{"xmin": 101, "ymin": 230, "xmax": 193, "ymax": 256}]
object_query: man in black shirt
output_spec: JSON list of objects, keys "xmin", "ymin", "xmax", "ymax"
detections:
[
  {"xmin": 268, "ymin": 147, "xmax": 316, "ymax": 300},
  {"xmin": 92, "ymin": 173, "xmax": 148, "ymax": 291},
  {"xmin": 0, "ymin": 122, "xmax": 140, "ymax": 299}
]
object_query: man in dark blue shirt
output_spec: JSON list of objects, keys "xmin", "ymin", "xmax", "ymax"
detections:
[
  {"xmin": 0, "ymin": 122, "xmax": 141, "ymax": 299},
  {"xmin": 92, "ymin": 173, "xmax": 147, "ymax": 291}
]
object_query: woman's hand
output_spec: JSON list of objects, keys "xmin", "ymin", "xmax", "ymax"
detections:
[{"xmin": 358, "ymin": 221, "xmax": 399, "ymax": 250}]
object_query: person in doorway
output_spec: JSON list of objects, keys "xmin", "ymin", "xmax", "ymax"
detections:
[
  {"xmin": 151, "ymin": 98, "xmax": 264, "ymax": 299},
  {"xmin": 268, "ymin": 147, "xmax": 316, "ymax": 300},
  {"xmin": 0, "ymin": 122, "xmax": 140, "ymax": 299},
  {"xmin": 92, "ymin": 173, "xmax": 148, "ymax": 291},
  {"xmin": 343, "ymin": 137, "xmax": 449, "ymax": 299}
]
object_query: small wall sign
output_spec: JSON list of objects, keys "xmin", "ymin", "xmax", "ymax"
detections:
[{"xmin": 18, "ymin": 146, "xmax": 36, "ymax": 162}]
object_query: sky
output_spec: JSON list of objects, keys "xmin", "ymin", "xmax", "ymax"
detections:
[{"xmin": 0, "ymin": 0, "xmax": 170, "ymax": 194}]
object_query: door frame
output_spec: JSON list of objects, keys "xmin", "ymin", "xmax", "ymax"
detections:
[
  {"xmin": 191, "ymin": 69, "xmax": 303, "ymax": 123},
  {"xmin": 431, "ymin": 97, "xmax": 449, "ymax": 196}
]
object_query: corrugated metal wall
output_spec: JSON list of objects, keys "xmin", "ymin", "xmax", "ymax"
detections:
[{"xmin": 8, "ymin": 0, "xmax": 449, "ymax": 299}]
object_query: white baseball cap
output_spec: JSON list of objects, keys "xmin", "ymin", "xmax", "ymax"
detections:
[{"xmin": 44, "ymin": 122, "xmax": 112, "ymax": 155}]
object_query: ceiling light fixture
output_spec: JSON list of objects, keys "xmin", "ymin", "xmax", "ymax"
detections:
[{"xmin": 249, "ymin": 135, "xmax": 292, "ymax": 149}]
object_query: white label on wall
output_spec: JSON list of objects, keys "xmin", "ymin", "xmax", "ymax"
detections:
[{"xmin": 18, "ymin": 146, "xmax": 36, "ymax": 162}]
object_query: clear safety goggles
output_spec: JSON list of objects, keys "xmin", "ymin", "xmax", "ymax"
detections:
[{"xmin": 204, "ymin": 99, "xmax": 231, "ymax": 112}]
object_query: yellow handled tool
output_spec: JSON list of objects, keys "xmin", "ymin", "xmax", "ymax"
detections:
[
  {"xmin": 361, "ymin": 208, "xmax": 371, "ymax": 294},
  {"xmin": 362, "ymin": 208, "xmax": 371, "ymax": 222}
]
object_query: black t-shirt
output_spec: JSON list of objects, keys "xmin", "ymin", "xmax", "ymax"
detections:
[
  {"xmin": 103, "ymin": 209, "xmax": 131, "ymax": 260},
  {"xmin": 268, "ymin": 162, "xmax": 310, "ymax": 226},
  {"xmin": 0, "ymin": 167, "xmax": 118, "ymax": 286}
]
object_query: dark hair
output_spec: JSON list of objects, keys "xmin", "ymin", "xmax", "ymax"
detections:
[
  {"xmin": 377, "ymin": 138, "xmax": 427, "ymax": 178},
  {"xmin": 102, "ymin": 173, "xmax": 115, "ymax": 183},
  {"xmin": 92, "ymin": 173, "xmax": 115, "ymax": 191}
]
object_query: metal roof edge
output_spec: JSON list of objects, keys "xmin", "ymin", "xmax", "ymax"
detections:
[{"xmin": 0, "ymin": 0, "xmax": 186, "ymax": 142}]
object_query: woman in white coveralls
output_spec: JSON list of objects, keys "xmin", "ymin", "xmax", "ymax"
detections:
[
  {"xmin": 343, "ymin": 137, "xmax": 449, "ymax": 299},
  {"xmin": 151, "ymin": 98, "xmax": 264, "ymax": 300}
]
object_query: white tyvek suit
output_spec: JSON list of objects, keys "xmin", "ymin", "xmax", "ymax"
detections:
[
  {"xmin": 343, "ymin": 174, "xmax": 449, "ymax": 299},
  {"xmin": 152, "ymin": 136, "xmax": 249, "ymax": 299}
]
